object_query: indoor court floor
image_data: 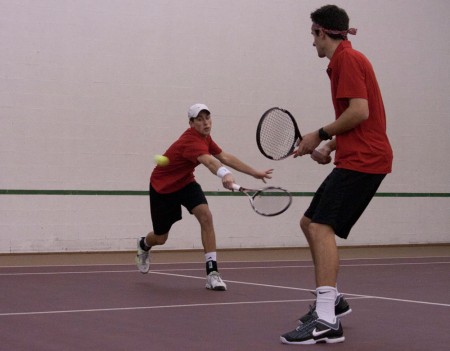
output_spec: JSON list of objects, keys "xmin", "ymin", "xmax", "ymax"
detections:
[{"xmin": 1, "ymin": 245, "xmax": 449, "ymax": 351}]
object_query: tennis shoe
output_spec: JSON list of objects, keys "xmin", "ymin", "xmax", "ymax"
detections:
[
  {"xmin": 299, "ymin": 293, "xmax": 352, "ymax": 324},
  {"xmin": 281, "ymin": 312, "xmax": 344, "ymax": 345},
  {"xmin": 206, "ymin": 271, "xmax": 227, "ymax": 291},
  {"xmin": 135, "ymin": 237, "xmax": 150, "ymax": 274}
]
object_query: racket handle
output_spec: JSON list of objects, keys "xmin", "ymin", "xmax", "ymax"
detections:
[{"xmin": 231, "ymin": 183, "xmax": 241, "ymax": 191}]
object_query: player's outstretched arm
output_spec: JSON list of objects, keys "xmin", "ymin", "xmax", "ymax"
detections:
[
  {"xmin": 215, "ymin": 151, "xmax": 273, "ymax": 183},
  {"xmin": 198, "ymin": 153, "xmax": 235, "ymax": 189}
]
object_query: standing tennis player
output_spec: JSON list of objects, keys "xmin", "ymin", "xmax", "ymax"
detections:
[
  {"xmin": 280, "ymin": 5, "xmax": 393, "ymax": 344},
  {"xmin": 136, "ymin": 103, "xmax": 273, "ymax": 291}
]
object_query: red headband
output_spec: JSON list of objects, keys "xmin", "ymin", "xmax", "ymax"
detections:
[{"xmin": 312, "ymin": 23, "xmax": 357, "ymax": 37}]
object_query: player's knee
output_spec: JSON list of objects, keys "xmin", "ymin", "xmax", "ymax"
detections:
[
  {"xmin": 309, "ymin": 222, "xmax": 334, "ymax": 238},
  {"xmin": 154, "ymin": 233, "xmax": 168, "ymax": 245},
  {"xmin": 199, "ymin": 215, "xmax": 213, "ymax": 228},
  {"xmin": 309, "ymin": 222, "xmax": 321, "ymax": 236},
  {"xmin": 300, "ymin": 216, "xmax": 311, "ymax": 234},
  {"xmin": 195, "ymin": 209, "xmax": 213, "ymax": 226}
]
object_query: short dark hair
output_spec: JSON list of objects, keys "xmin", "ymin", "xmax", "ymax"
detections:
[{"xmin": 310, "ymin": 5, "xmax": 350, "ymax": 40}]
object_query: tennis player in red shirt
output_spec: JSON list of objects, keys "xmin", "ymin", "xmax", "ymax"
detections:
[
  {"xmin": 136, "ymin": 103, "xmax": 273, "ymax": 291},
  {"xmin": 281, "ymin": 5, "xmax": 393, "ymax": 344}
]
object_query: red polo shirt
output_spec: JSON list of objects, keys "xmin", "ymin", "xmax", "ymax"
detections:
[
  {"xmin": 328, "ymin": 41, "xmax": 393, "ymax": 174},
  {"xmin": 150, "ymin": 127, "xmax": 222, "ymax": 193}
]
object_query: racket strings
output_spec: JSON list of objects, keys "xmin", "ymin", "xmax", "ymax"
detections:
[
  {"xmin": 259, "ymin": 110, "xmax": 297, "ymax": 160},
  {"xmin": 252, "ymin": 188, "xmax": 292, "ymax": 216}
]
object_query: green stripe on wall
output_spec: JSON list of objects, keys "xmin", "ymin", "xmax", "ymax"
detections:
[{"xmin": 0, "ymin": 189, "xmax": 449, "ymax": 197}]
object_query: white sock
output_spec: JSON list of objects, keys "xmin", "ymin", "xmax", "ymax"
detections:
[
  {"xmin": 315, "ymin": 286, "xmax": 337, "ymax": 324},
  {"xmin": 205, "ymin": 252, "xmax": 217, "ymax": 262}
]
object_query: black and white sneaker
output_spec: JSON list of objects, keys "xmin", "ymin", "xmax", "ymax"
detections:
[
  {"xmin": 281, "ymin": 312, "xmax": 344, "ymax": 345},
  {"xmin": 135, "ymin": 237, "xmax": 150, "ymax": 274},
  {"xmin": 299, "ymin": 293, "xmax": 352, "ymax": 324},
  {"xmin": 205, "ymin": 271, "xmax": 227, "ymax": 291}
]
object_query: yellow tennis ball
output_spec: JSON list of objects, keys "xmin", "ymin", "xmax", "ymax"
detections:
[{"xmin": 154, "ymin": 155, "xmax": 169, "ymax": 166}]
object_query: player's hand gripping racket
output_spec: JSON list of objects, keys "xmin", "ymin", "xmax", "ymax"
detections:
[
  {"xmin": 256, "ymin": 107, "xmax": 302, "ymax": 160},
  {"xmin": 257, "ymin": 107, "xmax": 332, "ymax": 163},
  {"xmin": 232, "ymin": 184, "xmax": 292, "ymax": 216}
]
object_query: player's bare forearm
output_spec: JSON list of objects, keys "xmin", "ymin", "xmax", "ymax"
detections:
[
  {"xmin": 198, "ymin": 154, "xmax": 236, "ymax": 189},
  {"xmin": 215, "ymin": 152, "xmax": 273, "ymax": 183},
  {"xmin": 328, "ymin": 139, "xmax": 336, "ymax": 151},
  {"xmin": 294, "ymin": 99, "xmax": 367, "ymax": 157},
  {"xmin": 198, "ymin": 154, "xmax": 224, "ymax": 174},
  {"xmin": 323, "ymin": 98, "xmax": 369, "ymax": 136},
  {"xmin": 321, "ymin": 139, "xmax": 336, "ymax": 153}
]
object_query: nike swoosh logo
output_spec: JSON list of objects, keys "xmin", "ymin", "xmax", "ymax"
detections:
[
  {"xmin": 318, "ymin": 291, "xmax": 330, "ymax": 294},
  {"xmin": 312, "ymin": 328, "xmax": 331, "ymax": 337}
]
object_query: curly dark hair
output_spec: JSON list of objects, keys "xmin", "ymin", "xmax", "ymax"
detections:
[{"xmin": 310, "ymin": 5, "xmax": 350, "ymax": 40}]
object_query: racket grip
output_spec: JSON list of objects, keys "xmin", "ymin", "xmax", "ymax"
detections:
[{"xmin": 231, "ymin": 184, "xmax": 241, "ymax": 191}]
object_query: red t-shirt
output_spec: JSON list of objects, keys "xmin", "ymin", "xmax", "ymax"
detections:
[
  {"xmin": 150, "ymin": 127, "xmax": 222, "ymax": 193},
  {"xmin": 328, "ymin": 41, "xmax": 393, "ymax": 174}
]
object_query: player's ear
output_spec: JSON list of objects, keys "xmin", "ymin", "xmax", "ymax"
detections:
[{"xmin": 318, "ymin": 28, "xmax": 326, "ymax": 38}]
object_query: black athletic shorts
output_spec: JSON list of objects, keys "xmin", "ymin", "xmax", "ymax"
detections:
[
  {"xmin": 149, "ymin": 182, "xmax": 208, "ymax": 235},
  {"xmin": 304, "ymin": 168, "xmax": 386, "ymax": 239}
]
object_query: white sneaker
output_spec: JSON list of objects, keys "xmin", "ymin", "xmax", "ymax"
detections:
[
  {"xmin": 135, "ymin": 238, "xmax": 150, "ymax": 274},
  {"xmin": 206, "ymin": 271, "xmax": 227, "ymax": 291}
]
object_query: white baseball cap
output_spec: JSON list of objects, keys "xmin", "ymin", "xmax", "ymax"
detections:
[{"xmin": 188, "ymin": 103, "xmax": 210, "ymax": 119}]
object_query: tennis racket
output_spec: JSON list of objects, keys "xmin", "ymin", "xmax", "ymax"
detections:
[
  {"xmin": 256, "ymin": 107, "xmax": 302, "ymax": 160},
  {"xmin": 232, "ymin": 184, "xmax": 292, "ymax": 216}
]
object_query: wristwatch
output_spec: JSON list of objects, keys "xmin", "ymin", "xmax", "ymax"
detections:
[{"xmin": 318, "ymin": 127, "xmax": 332, "ymax": 141}]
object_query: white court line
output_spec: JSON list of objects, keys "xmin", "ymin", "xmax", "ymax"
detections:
[
  {"xmin": 0, "ymin": 269, "xmax": 135, "ymax": 276},
  {"xmin": 0, "ymin": 297, "xmax": 370, "ymax": 317},
  {"xmin": 0, "ymin": 268, "xmax": 448, "ymax": 317},
  {"xmin": 3, "ymin": 291, "xmax": 446, "ymax": 318},
  {"xmin": 1, "ymin": 270, "xmax": 449, "ymax": 317},
  {"xmin": 150, "ymin": 271, "xmax": 450, "ymax": 308},
  {"xmin": 1, "ymin": 261, "xmax": 449, "ymax": 276},
  {"xmin": 1, "ymin": 255, "xmax": 448, "ymax": 269}
]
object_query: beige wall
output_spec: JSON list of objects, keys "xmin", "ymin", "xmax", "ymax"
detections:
[{"xmin": 1, "ymin": 0, "xmax": 449, "ymax": 253}]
